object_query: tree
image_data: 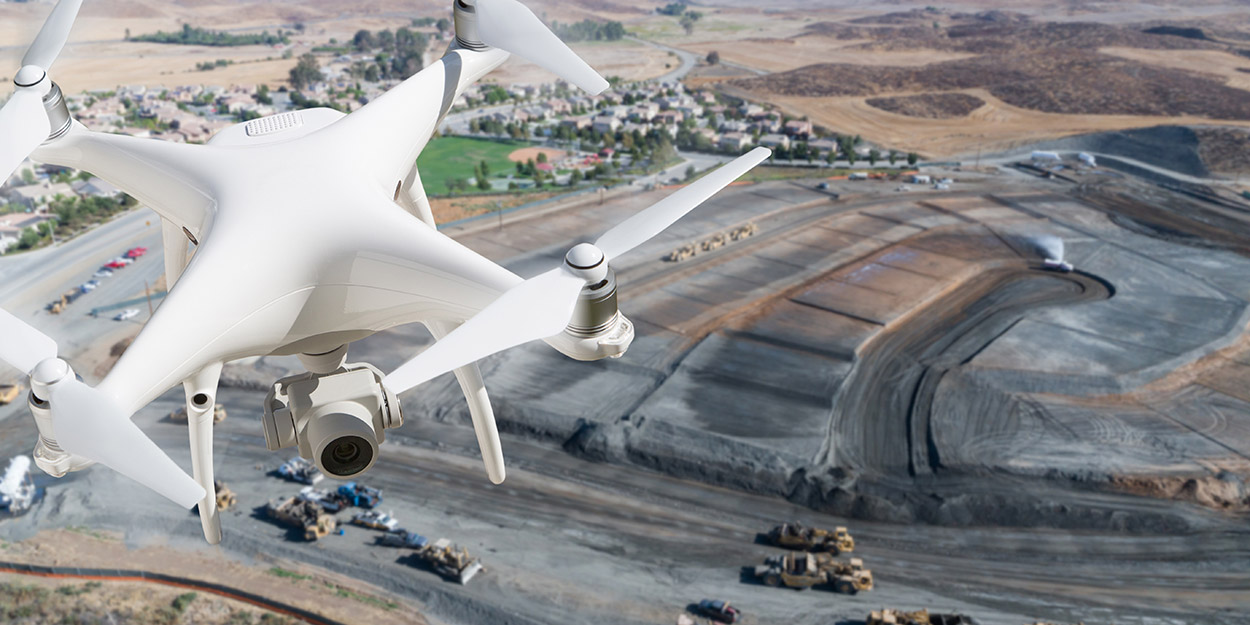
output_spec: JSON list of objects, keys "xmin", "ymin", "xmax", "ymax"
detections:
[
  {"xmin": 436, "ymin": 18, "xmax": 451, "ymax": 33},
  {"xmin": 537, "ymin": 152, "xmax": 548, "ymax": 164},
  {"xmin": 685, "ymin": 165, "xmax": 696, "ymax": 181},
  {"xmin": 569, "ymin": 169, "xmax": 583, "ymax": 186},
  {"xmin": 289, "ymin": 53, "xmax": 323, "ymax": 90},
  {"xmin": 868, "ymin": 149, "xmax": 880, "ymax": 165},
  {"xmin": 679, "ymin": 13, "xmax": 697, "ymax": 35},
  {"xmin": 888, "ymin": 150, "xmax": 898, "ymax": 165},
  {"xmin": 907, "ymin": 152, "xmax": 919, "ymax": 166},
  {"xmin": 706, "ymin": 51, "xmax": 720, "ymax": 65},
  {"xmin": 479, "ymin": 159, "xmax": 491, "ymax": 177}
]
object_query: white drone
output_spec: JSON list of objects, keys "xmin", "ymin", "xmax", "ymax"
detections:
[{"xmin": 0, "ymin": 0, "xmax": 768, "ymax": 544}]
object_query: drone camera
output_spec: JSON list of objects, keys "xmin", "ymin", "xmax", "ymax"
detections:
[{"xmin": 262, "ymin": 363, "xmax": 402, "ymax": 479}]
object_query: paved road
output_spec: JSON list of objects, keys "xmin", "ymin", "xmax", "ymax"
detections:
[{"xmin": 0, "ymin": 208, "xmax": 165, "ymax": 368}]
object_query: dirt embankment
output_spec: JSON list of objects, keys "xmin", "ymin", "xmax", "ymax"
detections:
[
  {"xmin": 1195, "ymin": 126, "xmax": 1250, "ymax": 174},
  {"xmin": 866, "ymin": 93, "xmax": 986, "ymax": 119}
]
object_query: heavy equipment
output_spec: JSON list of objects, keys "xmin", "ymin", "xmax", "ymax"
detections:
[
  {"xmin": 868, "ymin": 609, "xmax": 977, "ymax": 625},
  {"xmin": 212, "ymin": 480, "xmax": 236, "ymax": 511},
  {"xmin": 766, "ymin": 521, "xmax": 855, "ymax": 554},
  {"xmin": 755, "ymin": 552, "xmax": 873, "ymax": 594},
  {"xmin": 412, "ymin": 538, "xmax": 484, "ymax": 584},
  {"xmin": 0, "ymin": 383, "xmax": 22, "ymax": 405},
  {"xmin": 265, "ymin": 496, "xmax": 337, "ymax": 541},
  {"xmin": 351, "ymin": 509, "xmax": 399, "ymax": 531}
]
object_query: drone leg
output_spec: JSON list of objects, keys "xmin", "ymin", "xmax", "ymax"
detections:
[
  {"xmin": 396, "ymin": 165, "xmax": 436, "ymax": 228},
  {"xmin": 183, "ymin": 362, "xmax": 224, "ymax": 544},
  {"xmin": 425, "ymin": 320, "xmax": 505, "ymax": 484}
]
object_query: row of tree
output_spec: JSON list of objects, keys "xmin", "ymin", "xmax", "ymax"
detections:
[
  {"xmin": 551, "ymin": 19, "xmax": 626, "ymax": 42},
  {"xmin": 129, "ymin": 24, "xmax": 289, "ymax": 47}
]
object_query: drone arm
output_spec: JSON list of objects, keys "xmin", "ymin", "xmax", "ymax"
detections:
[
  {"xmin": 426, "ymin": 319, "xmax": 505, "ymax": 484},
  {"xmin": 161, "ymin": 218, "xmax": 193, "ymax": 286},
  {"xmin": 324, "ymin": 45, "xmax": 510, "ymax": 190},
  {"xmin": 182, "ymin": 362, "xmax": 224, "ymax": 544},
  {"xmin": 31, "ymin": 122, "xmax": 217, "ymax": 238}
]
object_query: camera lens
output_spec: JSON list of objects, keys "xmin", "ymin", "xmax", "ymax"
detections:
[{"xmin": 320, "ymin": 435, "xmax": 373, "ymax": 476}]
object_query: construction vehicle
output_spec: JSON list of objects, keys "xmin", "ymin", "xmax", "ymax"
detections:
[
  {"xmin": 276, "ymin": 457, "xmax": 324, "ymax": 485},
  {"xmin": 767, "ymin": 521, "xmax": 854, "ymax": 554},
  {"xmin": 665, "ymin": 222, "xmax": 757, "ymax": 262},
  {"xmin": 168, "ymin": 403, "xmax": 228, "ymax": 424},
  {"xmin": 298, "ymin": 486, "xmax": 347, "ymax": 512},
  {"xmin": 337, "ymin": 481, "xmax": 382, "ymax": 508},
  {"xmin": 755, "ymin": 552, "xmax": 873, "ymax": 594},
  {"xmin": 46, "ymin": 288, "xmax": 84, "ymax": 314},
  {"xmin": 378, "ymin": 529, "xmax": 429, "ymax": 549},
  {"xmin": 0, "ymin": 455, "xmax": 40, "ymax": 515},
  {"xmin": 0, "ymin": 383, "xmax": 23, "ymax": 405},
  {"xmin": 265, "ymin": 496, "xmax": 337, "ymax": 541},
  {"xmin": 411, "ymin": 538, "xmax": 484, "ymax": 584},
  {"xmin": 352, "ymin": 509, "xmax": 399, "ymax": 530},
  {"xmin": 868, "ymin": 609, "xmax": 976, "ymax": 625},
  {"xmin": 213, "ymin": 480, "xmax": 237, "ymax": 511}
]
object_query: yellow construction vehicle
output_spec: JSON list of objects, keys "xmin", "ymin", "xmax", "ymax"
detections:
[
  {"xmin": 767, "ymin": 521, "xmax": 855, "ymax": 554},
  {"xmin": 214, "ymin": 480, "xmax": 237, "ymax": 511},
  {"xmin": 0, "ymin": 383, "xmax": 23, "ymax": 405},
  {"xmin": 413, "ymin": 538, "xmax": 484, "ymax": 584},
  {"xmin": 755, "ymin": 552, "xmax": 873, "ymax": 594},
  {"xmin": 868, "ymin": 609, "xmax": 976, "ymax": 625},
  {"xmin": 266, "ymin": 496, "xmax": 336, "ymax": 541}
]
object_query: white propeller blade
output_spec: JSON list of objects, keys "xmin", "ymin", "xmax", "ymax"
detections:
[
  {"xmin": 596, "ymin": 147, "xmax": 771, "ymax": 260},
  {"xmin": 0, "ymin": 89, "xmax": 52, "ymax": 184},
  {"xmin": 385, "ymin": 267, "xmax": 587, "ymax": 394},
  {"xmin": 474, "ymin": 0, "xmax": 609, "ymax": 95},
  {"xmin": 21, "ymin": 0, "xmax": 83, "ymax": 70},
  {"xmin": 52, "ymin": 382, "xmax": 205, "ymax": 508},
  {"xmin": 0, "ymin": 307, "xmax": 204, "ymax": 508},
  {"xmin": 0, "ymin": 307, "xmax": 57, "ymax": 374}
]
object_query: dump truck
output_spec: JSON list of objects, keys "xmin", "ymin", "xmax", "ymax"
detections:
[
  {"xmin": 755, "ymin": 552, "xmax": 873, "ymax": 594},
  {"xmin": 168, "ymin": 403, "xmax": 228, "ymax": 424},
  {"xmin": 666, "ymin": 243, "xmax": 698, "ymax": 262},
  {"xmin": 46, "ymin": 289, "xmax": 84, "ymax": 314},
  {"xmin": 0, "ymin": 383, "xmax": 23, "ymax": 406},
  {"xmin": 868, "ymin": 609, "xmax": 977, "ymax": 625},
  {"xmin": 277, "ymin": 457, "xmax": 323, "ymax": 485},
  {"xmin": 337, "ymin": 481, "xmax": 382, "ymax": 508},
  {"xmin": 767, "ymin": 521, "xmax": 854, "ymax": 554},
  {"xmin": 266, "ymin": 496, "xmax": 336, "ymax": 541},
  {"xmin": 412, "ymin": 538, "xmax": 483, "ymax": 584}
]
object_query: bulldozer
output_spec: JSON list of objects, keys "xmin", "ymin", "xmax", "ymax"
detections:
[
  {"xmin": 755, "ymin": 552, "xmax": 873, "ymax": 594},
  {"xmin": 413, "ymin": 538, "xmax": 484, "ymax": 584},
  {"xmin": 266, "ymin": 496, "xmax": 337, "ymax": 541},
  {"xmin": 767, "ymin": 521, "xmax": 855, "ymax": 554},
  {"xmin": 868, "ymin": 609, "xmax": 976, "ymax": 625},
  {"xmin": 168, "ymin": 403, "xmax": 228, "ymax": 424}
]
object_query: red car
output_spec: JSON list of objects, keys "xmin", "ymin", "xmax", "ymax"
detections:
[
  {"xmin": 124, "ymin": 247, "xmax": 147, "ymax": 259},
  {"xmin": 103, "ymin": 261, "xmax": 127, "ymax": 269}
]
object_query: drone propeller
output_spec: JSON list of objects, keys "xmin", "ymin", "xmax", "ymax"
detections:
[
  {"xmin": 467, "ymin": 0, "xmax": 609, "ymax": 95},
  {"xmin": 1, "ymin": 0, "xmax": 82, "ymax": 183},
  {"xmin": 0, "ymin": 308, "xmax": 205, "ymax": 508},
  {"xmin": 384, "ymin": 147, "xmax": 771, "ymax": 394}
]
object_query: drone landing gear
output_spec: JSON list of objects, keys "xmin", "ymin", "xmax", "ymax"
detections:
[{"xmin": 183, "ymin": 362, "xmax": 223, "ymax": 544}]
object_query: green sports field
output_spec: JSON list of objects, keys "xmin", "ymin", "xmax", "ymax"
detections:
[{"xmin": 416, "ymin": 136, "xmax": 528, "ymax": 195}]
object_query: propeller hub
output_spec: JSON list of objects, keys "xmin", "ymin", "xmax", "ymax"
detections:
[
  {"xmin": 14, "ymin": 65, "xmax": 47, "ymax": 89},
  {"xmin": 565, "ymin": 243, "xmax": 608, "ymax": 283},
  {"xmin": 30, "ymin": 357, "xmax": 71, "ymax": 403}
]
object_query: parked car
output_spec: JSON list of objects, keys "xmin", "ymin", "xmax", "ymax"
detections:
[
  {"xmin": 93, "ymin": 269, "xmax": 113, "ymax": 278},
  {"xmin": 695, "ymin": 599, "xmax": 740, "ymax": 624},
  {"xmin": 113, "ymin": 308, "xmax": 140, "ymax": 321},
  {"xmin": 125, "ymin": 247, "xmax": 147, "ymax": 259},
  {"xmin": 103, "ymin": 261, "xmax": 127, "ymax": 270}
]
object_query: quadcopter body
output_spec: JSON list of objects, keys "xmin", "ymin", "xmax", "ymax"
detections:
[{"xmin": 0, "ymin": 0, "xmax": 769, "ymax": 544}]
